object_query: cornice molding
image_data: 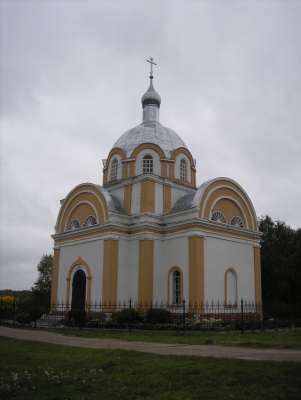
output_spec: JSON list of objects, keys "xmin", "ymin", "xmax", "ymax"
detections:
[
  {"xmin": 53, "ymin": 216, "xmax": 261, "ymax": 247},
  {"xmin": 104, "ymin": 173, "xmax": 196, "ymax": 192}
]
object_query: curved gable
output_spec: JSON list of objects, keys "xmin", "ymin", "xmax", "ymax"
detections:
[
  {"xmin": 194, "ymin": 178, "xmax": 258, "ymax": 231},
  {"xmin": 106, "ymin": 147, "xmax": 126, "ymax": 166},
  {"xmin": 130, "ymin": 142, "xmax": 165, "ymax": 159},
  {"xmin": 56, "ymin": 183, "xmax": 109, "ymax": 233},
  {"xmin": 170, "ymin": 147, "xmax": 195, "ymax": 168},
  {"xmin": 213, "ymin": 198, "xmax": 244, "ymax": 223}
]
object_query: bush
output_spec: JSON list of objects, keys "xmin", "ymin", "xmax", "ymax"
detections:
[
  {"xmin": 113, "ymin": 308, "xmax": 143, "ymax": 324},
  {"xmin": 145, "ymin": 308, "xmax": 171, "ymax": 324},
  {"xmin": 30, "ymin": 306, "xmax": 45, "ymax": 322},
  {"xmin": 68, "ymin": 309, "xmax": 87, "ymax": 327},
  {"xmin": 15, "ymin": 312, "xmax": 32, "ymax": 324},
  {"xmin": 86, "ymin": 313, "xmax": 107, "ymax": 328}
]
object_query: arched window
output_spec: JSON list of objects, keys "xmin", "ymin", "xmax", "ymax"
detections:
[
  {"xmin": 110, "ymin": 158, "xmax": 118, "ymax": 181},
  {"xmin": 211, "ymin": 210, "xmax": 226, "ymax": 224},
  {"xmin": 143, "ymin": 154, "xmax": 153, "ymax": 174},
  {"xmin": 84, "ymin": 215, "xmax": 97, "ymax": 227},
  {"xmin": 225, "ymin": 269, "xmax": 237, "ymax": 306},
  {"xmin": 180, "ymin": 158, "xmax": 187, "ymax": 181},
  {"xmin": 67, "ymin": 219, "xmax": 80, "ymax": 231},
  {"xmin": 230, "ymin": 216, "xmax": 244, "ymax": 228},
  {"xmin": 172, "ymin": 270, "xmax": 181, "ymax": 305}
]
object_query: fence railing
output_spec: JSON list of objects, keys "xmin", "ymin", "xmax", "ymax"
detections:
[
  {"xmin": 0, "ymin": 298, "xmax": 263, "ymax": 330},
  {"xmin": 48, "ymin": 300, "xmax": 262, "ymax": 330}
]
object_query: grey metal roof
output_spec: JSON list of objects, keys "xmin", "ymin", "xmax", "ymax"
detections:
[
  {"xmin": 171, "ymin": 192, "xmax": 195, "ymax": 212},
  {"xmin": 113, "ymin": 121, "xmax": 187, "ymax": 158},
  {"xmin": 95, "ymin": 185, "xmax": 127, "ymax": 214},
  {"xmin": 141, "ymin": 79, "xmax": 161, "ymax": 107}
]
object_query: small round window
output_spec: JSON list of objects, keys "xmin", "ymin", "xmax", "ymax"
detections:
[
  {"xmin": 211, "ymin": 211, "xmax": 226, "ymax": 224},
  {"xmin": 230, "ymin": 216, "xmax": 244, "ymax": 228},
  {"xmin": 67, "ymin": 220, "xmax": 80, "ymax": 231}
]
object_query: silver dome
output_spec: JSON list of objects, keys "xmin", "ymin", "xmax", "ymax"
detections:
[
  {"xmin": 113, "ymin": 121, "xmax": 187, "ymax": 158},
  {"xmin": 141, "ymin": 79, "xmax": 161, "ymax": 107}
]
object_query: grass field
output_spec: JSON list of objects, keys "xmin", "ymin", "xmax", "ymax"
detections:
[
  {"xmin": 50, "ymin": 327, "xmax": 301, "ymax": 349},
  {"xmin": 1, "ymin": 337, "xmax": 301, "ymax": 400}
]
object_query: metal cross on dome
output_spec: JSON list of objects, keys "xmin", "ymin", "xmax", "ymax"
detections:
[{"xmin": 146, "ymin": 57, "xmax": 157, "ymax": 79}]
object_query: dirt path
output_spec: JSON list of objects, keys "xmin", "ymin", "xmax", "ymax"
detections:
[{"xmin": 1, "ymin": 326, "xmax": 301, "ymax": 362}]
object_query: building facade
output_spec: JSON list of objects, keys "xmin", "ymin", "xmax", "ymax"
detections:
[{"xmin": 51, "ymin": 69, "xmax": 262, "ymax": 310}]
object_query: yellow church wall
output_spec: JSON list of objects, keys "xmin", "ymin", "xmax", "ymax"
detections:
[
  {"xmin": 161, "ymin": 160, "xmax": 168, "ymax": 178},
  {"xmin": 254, "ymin": 246, "xmax": 262, "ymax": 305},
  {"xmin": 140, "ymin": 180, "xmax": 155, "ymax": 213},
  {"xmin": 163, "ymin": 184, "xmax": 171, "ymax": 212},
  {"xmin": 123, "ymin": 184, "xmax": 132, "ymax": 214},
  {"xmin": 188, "ymin": 236, "xmax": 204, "ymax": 304}
]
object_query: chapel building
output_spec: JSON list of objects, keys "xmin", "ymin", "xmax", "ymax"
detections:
[{"xmin": 51, "ymin": 65, "xmax": 262, "ymax": 310}]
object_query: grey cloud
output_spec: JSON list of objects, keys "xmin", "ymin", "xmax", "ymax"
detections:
[{"xmin": 1, "ymin": 0, "xmax": 301, "ymax": 289}]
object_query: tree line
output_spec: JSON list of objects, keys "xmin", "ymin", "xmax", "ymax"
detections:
[{"xmin": 259, "ymin": 216, "xmax": 301, "ymax": 318}]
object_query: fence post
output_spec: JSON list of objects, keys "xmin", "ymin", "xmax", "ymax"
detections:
[
  {"xmin": 129, "ymin": 298, "xmax": 132, "ymax": 309},
  {"xmin": 182, "ymin": 299, "xmax": 186, "ymax": 330},
  {"xmin": 13, "ymin": 299, "xmax": 16, "ymax": 327},
  {"xmin": 240, "ymin": 299, "xmax": 244, "ymax": 333}
]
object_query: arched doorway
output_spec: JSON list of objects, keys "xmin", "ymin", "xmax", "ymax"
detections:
[{"xmin": 71, "ymin": 269, "xmax": 86, "ymax": 311}]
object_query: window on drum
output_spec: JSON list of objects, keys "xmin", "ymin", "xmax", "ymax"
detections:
[
  {"xmin": 110, "ymin": 158, "xmax": 118, "ymax": 181},
  {"xmin": 143, "ymin": 154, "xmax": 153, "ymax": 174},
  {"xmin": 180, "ymin": 158, "xmax": 187, "ymax": 181}
]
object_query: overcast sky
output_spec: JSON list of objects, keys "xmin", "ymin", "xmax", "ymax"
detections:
[{"xmin": 0, "ymin": 0, "xmax": 300, "ymax": 290}]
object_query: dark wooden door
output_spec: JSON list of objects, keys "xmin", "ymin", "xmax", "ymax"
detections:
[{"xmin": 71, "ymin": 270, "xmax": 86, "ymax": 311}]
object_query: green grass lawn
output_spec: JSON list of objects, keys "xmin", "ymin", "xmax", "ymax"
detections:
[
  {"xmin": 50, "ymin": 327, "xmax": 301, "ymax": 349},
  {"xmin": 0, "ymin": 337, "xmax": 301, "ymax": 400}
]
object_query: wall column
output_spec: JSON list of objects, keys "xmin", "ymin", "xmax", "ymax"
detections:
[
  {"xmin": 50, "ymin": 248, "xmax": 60, "ymax": 307},
  {"xmin": 123, "ymin": 184, "xmax": 132, "ymax": 214},
  {"xmin": 140, "ymin": 180, "xmax": 155, "ymax": 213},
  {"xmin": 138, "ymin": 240, "xmax": 154, "ymax": 304},
  {"xmin": 163, "ymin": 184, "xmax": 171, "ymax": 213},
  {"xmin": 102, "ymin": 240, "xmax": 119, "ymax": 304},
  {"xmin": 254, "ymin": 246, "xmax": 262, "ymax": 306},
  {"xmin": 188, "ymin": 236, "xmax": 204, "ymax": 304}
]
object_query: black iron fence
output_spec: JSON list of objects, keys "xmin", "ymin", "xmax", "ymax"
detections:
[
  {"xmin": 2, "ymin": 298, "xmax": 301, "ymax": 330},
  {"xmin": 46, "ymin": 300, "xmax": 262, "ymax": 330}
]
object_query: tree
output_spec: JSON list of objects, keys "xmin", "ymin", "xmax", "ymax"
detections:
[
  {"xmin": 32, "ymin": 254, "xmax": 53, "ymax": 310},
  {"xmin": 259, "ymin": 216, "xmax": 301, "ymax": 319}
]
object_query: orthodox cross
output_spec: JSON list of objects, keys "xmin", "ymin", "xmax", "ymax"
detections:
[{"xmin": 146, "ymin": 57, "xmax": 157, "ymax": 78}]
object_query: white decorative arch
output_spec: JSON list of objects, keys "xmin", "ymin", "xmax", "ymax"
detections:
[
  {"xmin": 192, "ymin": 178, "xmax": 258, "ymax": 231},
  {"xmin": 65, "ymin": 257, "xmax": 92, "ymax": 306},
  {"xmin": 135, "ymin": 148, "xmax": 161, "ymax": 176},
  {"xmin": 56, "ymin": 183, "xmax": 109, "ymax": 233},
  {"xmin": 175, "ymin": 153, "xmax": 191, "ymax": 182}
]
